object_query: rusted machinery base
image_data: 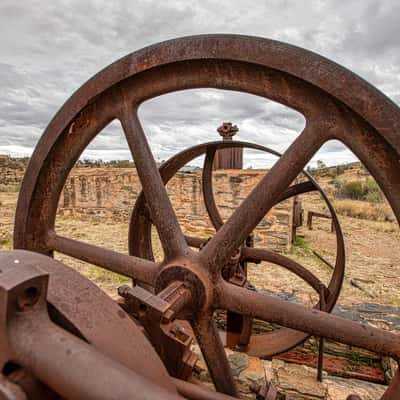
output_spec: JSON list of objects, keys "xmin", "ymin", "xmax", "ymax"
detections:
[{"xmin": 276, "ymin": 347, "xmax": 385, "ymax": 384}]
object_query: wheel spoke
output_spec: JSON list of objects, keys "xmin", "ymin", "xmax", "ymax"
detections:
[
  {"xmin": 120, "ymin": 107, "xmax": 189, "ymax": 259},
  {"xmin": 204, "ymin": 163, "xmax": 316, "ymax": 233},
  {"xmin": 216, "ymin": 282, "xmax": 400, "ymax": 360},
  {"xmin": 185, "ymin": 235, "xmax": 207, "ymax": 249},
  {"xmin": 191, "ymin": 314, "xmax": 238, "ymax": 397},
  {"xmin": 202, "ymin": 147, "xmax": 223, "ymax": 230},
  {"xmin": 199, "ymin": 122, "xmax": 327, "ymax": 270},
  {"xmin": 242, "ymin": 247, "xmax": 324, "ymax": 294},
  {"xmin": 202, "ymin": 146, "xmax": 317, "ymax": 232},
  {"xmin": 46, "ymin": 231, "xmax": 160, "ymax": 285}
]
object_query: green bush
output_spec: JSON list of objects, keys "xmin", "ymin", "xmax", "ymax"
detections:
[
  {"xmin": 108, "ymin": 160, "xmax": 134, "ymax": 168},
  {"xmin": 0, "ymin": 184, "xmax": 20, "ymax": 193},
  {"xmin": 0, "ymin": 237, "xmax": 12, "ymax": 250},
  {"xmin": 364, "ymin": 177, "xmax": 383, "ymax": 203},
  {"xmin": 344, "ymin": 181, "xmax": 365, "ymax": 200},
  {"xmin": 293, "ymin": 236, "xmax": 308, "ymax": 249},
  {"xmin": 334, "ymin": 177, "xmax": 383, "ymax": 202}
]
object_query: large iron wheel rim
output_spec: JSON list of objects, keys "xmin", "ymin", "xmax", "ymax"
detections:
[{"xmin": 13, "ymin": 35, "xmax": 400, "ymax": 398}]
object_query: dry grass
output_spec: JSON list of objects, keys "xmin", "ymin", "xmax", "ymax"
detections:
[{"xmin": 333, "ymin": 199, "xmax": 395, "ymax": 222}]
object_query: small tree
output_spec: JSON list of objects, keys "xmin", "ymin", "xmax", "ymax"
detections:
[{"xmin": 317, "ymin": 160, "xmax": 327, "ymax": 169}]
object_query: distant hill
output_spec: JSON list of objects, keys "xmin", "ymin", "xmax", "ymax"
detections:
[{"xmin": 307, "ymin": 161, "xmax": 366, "ymax": 179}]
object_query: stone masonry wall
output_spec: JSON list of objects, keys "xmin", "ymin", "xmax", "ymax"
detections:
[
  {"xmin": 0, "ymin": 155, "xmax": 27, "ymax": 190},
  {"xmin": 59, "ymin": 168, "xmax": 293, "ymax": 252}
]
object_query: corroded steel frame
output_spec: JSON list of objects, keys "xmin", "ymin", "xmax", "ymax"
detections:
[
  {"xmin": 13, "ymin": 35, "xmax": 400, "ymax": 398},
  {"xmin": 0, "ymin": 251, "xmax": 180, "ymax": 400},
  {"xmin": 0, "ymin": 251, "xmax": 237, "ymax": 400}
]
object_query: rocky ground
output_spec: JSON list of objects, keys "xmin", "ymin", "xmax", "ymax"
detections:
[
  {"xmin": 192, "ymin": 345, "xmax": 388, "ymax": 400},
  {"xmin": 1, "ymin": 190, "xmax": 399, "ymax": 399}
]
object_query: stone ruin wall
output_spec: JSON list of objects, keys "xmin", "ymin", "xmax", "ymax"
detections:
[
  {"xmin": 0, "ymin": 155, "xmax": 293, "ymax": 252},
  {"xmin": 59, "ymin": 168, "xmax": 293, "ymax": 252},
  {"xmin": 0, "ymin": 155, "xmax": 27, "ymax": 189}
]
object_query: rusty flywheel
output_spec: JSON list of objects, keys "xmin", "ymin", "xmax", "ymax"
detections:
[
  {"xmin": 6, "ymin": 35, "xmax": 400, "ymax": 399},
  {"xmin": 129, "ymin": 139, "xmax": 346, "ymax": 359}
]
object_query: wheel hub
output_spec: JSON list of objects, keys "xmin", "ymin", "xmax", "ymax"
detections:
[{"xmin": 154, "ymin": 263, "xmax": 209, "ymax": 313}]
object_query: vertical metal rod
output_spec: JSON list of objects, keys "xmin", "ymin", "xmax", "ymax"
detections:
[
  {"xmin": 317, "ymin": 284, "xmax": 326, "ymax": 382},
  {"xmin": 317, "ymin": 337, "xmax": 325, "ymax": 382}
]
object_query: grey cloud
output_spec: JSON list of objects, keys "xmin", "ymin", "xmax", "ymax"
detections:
[
  {"xmin": 0, "ymin": 0, "xmax": 399, "ymax": 166},
  {"xmin": 0, "ymin": 63, "xmax": 28, "ymax": 89},
  {"xmin": 340, "ymin": 1, "xmax": 400, "ymax": 59}
]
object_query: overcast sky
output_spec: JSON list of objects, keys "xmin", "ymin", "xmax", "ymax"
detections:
[{"xmin": 1, "ymin": 1, "xmax": 399, "ymax": 168}]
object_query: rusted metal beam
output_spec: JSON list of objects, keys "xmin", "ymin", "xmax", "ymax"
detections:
[{"xmin": 46, "ymin": 231, "xmax": 160, "ymax": 285}]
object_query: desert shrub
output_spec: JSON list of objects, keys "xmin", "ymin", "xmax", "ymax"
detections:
[
  {"xmin": 364, "ymin": 177, "xmax": 383, "ymax": 203},
  {"xmin": 334, "ymin": 177, "xmax": 383, "ymax": 202},
  {"xmin": 0, "ymin": 236, "xmax": 12, "ymax": 250},
  {"xmin": 325, "ymin": 165, "xmax": 345, "ymax": 178},
  {"xmin": 317, "ymin": 160, "xmax": 327, "ymax": 169},
  {"xmin": 293, "ymin": 236, "xmax": 308, "ymax": 249},
  {"xmin": 345, "ymin": 181, "xmax": 364, "ymax": 199},
  {"xmin": 336, "ymin": 165, "xmax": 345, "ymax": 175},
  {"xmin": 333, "ymin": 199, "xmax": 394, "ymax": 222},
  {"xmin": 326, "ymin": 169, "xmax": 338, "ymax": 178},
  {"xmin": 0, "ymin": 184, "xmax": 20, "ymax": 193},
  {"xmin": 76, "ymin": 159, "xmax": 134, "ymax": 168},
  {"xmin": 108, "ymin": 160, "xmax": 134, "ymax": 168}
]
